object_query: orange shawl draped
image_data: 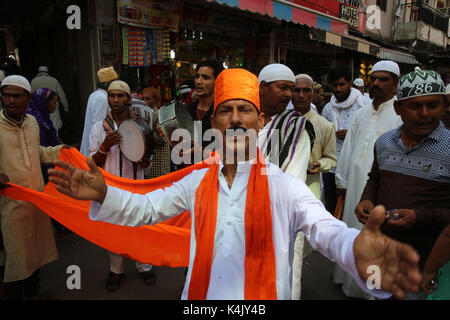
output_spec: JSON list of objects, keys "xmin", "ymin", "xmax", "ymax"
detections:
[
  {"xmin": 188, "ymin": 150, "xmax": 277, "ymax": 300},
  {"xmin": 0, "ymin": 148, "xmax": 207, "ymax": 267}
]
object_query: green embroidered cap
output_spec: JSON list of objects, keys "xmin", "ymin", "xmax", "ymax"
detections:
[{"xmin": 397, "ymin": 67, "xmax": 445, "ymax": 101}]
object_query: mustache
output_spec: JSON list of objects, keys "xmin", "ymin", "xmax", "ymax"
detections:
[{"xmin": 225, "ymin": 126, "xmax": 248, "ymax": 136}]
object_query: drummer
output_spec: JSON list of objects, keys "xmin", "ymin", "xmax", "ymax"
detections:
[{"xmin": 87, "ymin": 80, "xmax": 156, "ymax": 292}]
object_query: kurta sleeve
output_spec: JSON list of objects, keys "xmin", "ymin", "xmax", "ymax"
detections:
[
  {"xmin": 89, "ymin": 171, "xmax": 199, "ymax": 226},
  {"xmin": 290, "ymin": 179, "xmax": 391, "ymax": 299},
  {"xmin": 88, "ymin": 122, "xmax": 104, "ymax": 156},
  {"xmin": 335, "ymin": 110, "xmax": 359, "ymax": 189},
  {"xmin": 317, "ymin": 122, "xmax": 337, "ymax": 173},
  {"xmin": 359, "ymin": 147, "xmax": 380, "ymax": 205}
]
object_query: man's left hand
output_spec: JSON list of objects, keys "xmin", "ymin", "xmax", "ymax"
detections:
[
  {"xmin": 354, "ymin": 205, "xmax": 421, "ymax": 299},
  {"xmin": 307, "ymin": 161, "xmax": 321, "ymax": 174},
  {"xmin": 386, "ymin": 209, "xmax": 416, "ymax": 229}
]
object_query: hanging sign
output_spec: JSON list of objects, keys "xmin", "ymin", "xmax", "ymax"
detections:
[{"xmin": 117, "ymin": 0, "xmax": 182, "ymax": 31}]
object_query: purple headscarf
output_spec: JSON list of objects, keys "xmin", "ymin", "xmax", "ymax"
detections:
[{"xmin": 26, "ymin": 88, "xmax": 59, "ymax": 147}]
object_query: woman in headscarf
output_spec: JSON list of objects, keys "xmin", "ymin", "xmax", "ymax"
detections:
[{"xmin": 26, "ymin": 88, "xmax": 60, "ymax": 184}]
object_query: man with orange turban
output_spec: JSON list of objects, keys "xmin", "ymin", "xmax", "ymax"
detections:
[{"xmin": 48, "ymin": 68, "xmax": 422, "ymax": 300}]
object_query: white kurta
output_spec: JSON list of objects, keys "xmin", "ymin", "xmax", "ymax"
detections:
[
  {"xmin": 333, "ymin": 97, "xmax": 403, "ymax": 299},
  {"xmin": 80, "ymin": 89, "xmax": 109, "ymax": 157},
  {"xmin": 89, "ymin": 161, "xmax": 390, "ymax": 300},
  {"xmin": 322, "ymin": 88, "xmax": 367, "ymax": 173}
]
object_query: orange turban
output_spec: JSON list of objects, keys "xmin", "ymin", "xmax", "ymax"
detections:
[{"xmin": 213, "ymin": 68, "xmax": 260, "ymax": 113}]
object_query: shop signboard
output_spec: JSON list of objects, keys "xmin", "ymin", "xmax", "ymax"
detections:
[
  {"xmin": 294, "ymin": 0, "xmax": 362, "ymax": 30},
  {"xmin": 180, "ymin": 5, "xmax": 257, "ymax": 34},
  {"xmin": 117, "ymin": 0, "xmax": 182, "ymax": 31},
  {"xmin": 339, "ymin": 1, "xmax": 360, "ymax": 29}
]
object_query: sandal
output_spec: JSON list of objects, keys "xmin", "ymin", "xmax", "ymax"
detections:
[
  {"xmin": 106, "ymin": 272, "xmax": 124, "ymax": 292},
  {"xmin": 139, "ymin": 270, "xmax": 157, "ymax": 286}
]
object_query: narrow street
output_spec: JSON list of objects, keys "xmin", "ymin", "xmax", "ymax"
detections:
[{"xmin": 34, "ymin": 231, "xmax": 352, "ymax": 300}]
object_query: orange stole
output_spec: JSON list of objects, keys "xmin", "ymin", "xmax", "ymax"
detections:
[
  {"xmin": 0, "ymin": 148, "xmax": 208, "ymax": 267},
  {"xmin": 188, "ymin": 151, "xmax": 277, "ymax": 300}
]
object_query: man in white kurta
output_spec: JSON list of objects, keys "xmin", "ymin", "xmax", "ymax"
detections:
[
  {"xmin": 80, "ymin": 67, "xmax": 119, "ymax": 157},
  {"xmin": 88, "ymin": 80, "xmax": 153, "ymax": 290},
  {"xmin": 322, "ymin": 77, "xmax": 367, "ymax": 214},
  {"xmin": 89, "ymin": 161, "xmax": 389, "ymax": 300},
  {"xmin": 333, "ymin": 61, "xmax": 403, "ymax": 299}
]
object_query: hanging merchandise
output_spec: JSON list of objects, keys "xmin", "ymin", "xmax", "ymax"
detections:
[
  {"xmin": 162, "ymin": 31, "xmax": 171, "ymax": 59},
  {"xmin": 122, "ymin": 26, "xmax": 129, "ymax": 65},
  {"xmin": 154, "ymin": 30, "xmax": 164, "ymax": 63},
  {"xmin": 145, "ymin": 29, "xmax": 154, "ymax": 65},
  {"xmin": 121, "ymin": 26, "xmax": 172, "ymax": 67},
  {"xmin": 127, "ymin": 27, "xmax": 146, "ymax": 67}
]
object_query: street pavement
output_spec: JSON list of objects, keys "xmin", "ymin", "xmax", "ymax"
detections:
[
  {"xmin": 1, "ymin": 230, "xmax": 354, "ymax": 300},
  {"xmin": 33, "ymin": 231, "xmax": 353, "ymax": 300}
]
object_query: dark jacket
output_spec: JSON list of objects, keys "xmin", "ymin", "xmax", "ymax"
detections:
[{"xmin": 186, "ymin": 100, "xmax": 214, "ymax": 151}]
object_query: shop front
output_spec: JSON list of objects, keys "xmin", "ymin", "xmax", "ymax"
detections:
[
  {"xmin": 176, "ymin": 2, "xmax": 260, "ymax": 85},
  {"xmin": 107, "ymin": 0, "xmax": 183, "ymax": 103}
]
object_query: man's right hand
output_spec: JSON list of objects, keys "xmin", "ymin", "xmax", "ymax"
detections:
[
  {"xmin": 102, "ymin": 131, "xmax": 122, "ymax": 149},
  {"xmin": 355, "ymin": 200, "xmax": 374, "ymax": 224},
  {"xmin": 48, "ymin": 157, "xmax": 108, "ymax": 204},
  {"xmin": 0, "ymin": 173, "xmax": 10, "ymax": 189}
]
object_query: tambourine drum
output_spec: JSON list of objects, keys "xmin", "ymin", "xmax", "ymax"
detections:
[
  {"xmin": 159, "ymin": 101, "xmax": 194, "ymax": 143},
  {"xmin": 118, "ymin": 119, "xmax": 154, "ymax": 162}
]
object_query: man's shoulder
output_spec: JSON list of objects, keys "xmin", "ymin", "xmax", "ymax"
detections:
[{"xmin": 374, "ymin": 128, "xmax": 399, "ymax": 151}]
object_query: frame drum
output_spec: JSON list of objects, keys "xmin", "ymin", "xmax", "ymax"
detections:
[
  {"xmin": 118, "ymin": 119, "xmax": 154, "ymax": 162},
  {"xmin": 158, "ymin": 101, "xmax": 194, "ymax": 144}
]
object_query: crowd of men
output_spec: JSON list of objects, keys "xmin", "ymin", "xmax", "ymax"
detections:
[{"xmin": 0, "ymin": 57, "xmax": 449, "ymax": 301}]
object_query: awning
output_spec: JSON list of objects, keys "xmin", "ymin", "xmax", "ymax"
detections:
[
  {"xmin": 310, "ymin": 28, "xmax": 418, "ymax": 64},
  {"xmin": 206, "ymin": 0, "xmax": 349, "ymax": 35},
  {"xmin": 310, "ymin": 28, "xmax": 380, "ymax": 57}
]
